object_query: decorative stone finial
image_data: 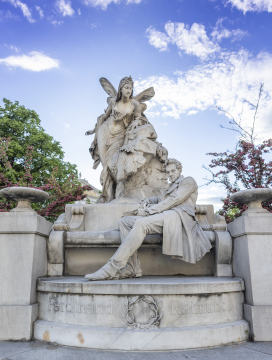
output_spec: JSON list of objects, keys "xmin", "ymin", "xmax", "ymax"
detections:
[
  {"xmin": 0, "ymin": 187, "xmax": 49, "ymax": 212},
  {"xmin": 230, "ymin": 188, "xmax": 272, "ymax": 215}
]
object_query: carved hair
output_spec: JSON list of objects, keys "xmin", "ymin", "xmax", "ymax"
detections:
[
  {"xmin": 116, "ymin": 76, "xmax": 134, "ymax": 102},
  {"xmin": 165, "ymin": 158, "xmax": 182, "ymax": 172}
]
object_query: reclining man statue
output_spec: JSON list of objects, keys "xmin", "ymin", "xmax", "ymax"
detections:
[{"xmin": 85, "ymin": 158, "xmax": 212, "ymax": 281}]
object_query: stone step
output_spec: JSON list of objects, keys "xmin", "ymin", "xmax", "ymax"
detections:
[{"xmin": 34, "ymin": 319, "xmax": 249, "ymax": 351}]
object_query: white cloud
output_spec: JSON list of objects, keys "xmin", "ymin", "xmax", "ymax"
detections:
[
  {"xmin": 55, "ymin": 0, "xmax": 75, "ymax": 16},
  {"xmin": 35, "ymin": 6, "xmax": 44, "ymax": 19},
  {"xmin": 147, "ymin": 20, "xmax": 248, "ymax": 59},
  {"xmin": 225, "ymin": 0, "xmax": 272, "ymax": 13},
  {"xmin": 4, "ymin": 0, "xmax": 35, "ymax": 22},
  {"xmin": 135, "ymin": 49, "xmax": 272, "ymax": 138},
  {"xmin": 211, "ymin": 18, "xmax": 248, "ymax": 42},
  {"xmin": 81, "ymin": 0, "xmax": 142, "ymax": 10},
  {"xmin": 0, "ymin": 51, "xmax": 60, "ymax": 71},
  {"xmin": 51, "ymin": 19, "xmax": 64, "ymax": 26},
  {"xmin": 77, "ymin": 8, "xmax": 81, "ymax": 15},
  {"xmin": 165, "ymin": 22, "xmax": 220, "ymax": 59},
  {"xmin": 126, "ymin": 0, "xmax": 142, "ymax": 3},
  {"xmin": 146, "ymin": 27, "xmax": 171, "ymax": 52},
  {"xmin": 4, "ymin": 44, "xmax": 19, "ymax": 52}
]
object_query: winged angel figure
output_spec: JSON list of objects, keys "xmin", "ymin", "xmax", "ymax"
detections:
[{"xmin": 86, "ymin": 76, "xmax": 167, "ymax": 203}]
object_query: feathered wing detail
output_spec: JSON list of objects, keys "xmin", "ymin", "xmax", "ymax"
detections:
[
  {"xmin": 134, "ymin": 87, "xmax": 155, "ymax": 103},
  {"xmin": 99, "ymin": 78, "xmax": 117, "ymax": 98}
]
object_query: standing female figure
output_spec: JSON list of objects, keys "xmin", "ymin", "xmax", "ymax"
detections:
[{"xmin": 89, "ymin": 76, "xmax": 142, "ymax": 202}]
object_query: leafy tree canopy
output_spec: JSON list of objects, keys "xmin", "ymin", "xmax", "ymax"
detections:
[{"xmin": 0, "ymin": 98, "xmax": 77, "ymax": 185}]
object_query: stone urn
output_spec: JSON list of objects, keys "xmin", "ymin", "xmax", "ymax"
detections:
[
  {"xmin": 0, "ymin": 186, "xmax": 49, "ymax": 212},
  {"xmin": 230, "ymin": 188, "xmax": 272, "ymax": 214}
]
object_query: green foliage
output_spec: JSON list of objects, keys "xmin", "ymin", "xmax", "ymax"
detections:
[{"xmin": 0, "ymin": 98, "xmax": 77, "ymax": 186}]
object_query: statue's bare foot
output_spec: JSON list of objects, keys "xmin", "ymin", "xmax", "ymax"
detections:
[{"xmin": 85, "ymin": 263, "xmax": 119, "ymax": 281}]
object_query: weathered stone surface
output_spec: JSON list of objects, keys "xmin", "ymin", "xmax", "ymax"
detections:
[
  {"xmin": 34, "ymin": 319, "xmax": 248, "ymax": 351},
  {"xmin": 244, "ymin": 304, "xmax": 272, "ymax": 341},
  {"xmin": 37, "ymin": 276, "xmax": 244, "ymax": 295},
  {"xmin": 65, "ymin": 247, "xmax": 215, "ymax": 276},
  {"xmin": 0, "ymin": 210, "xmax": 51, "ymax": 341},
  {"xmin": 232, "ymin": 234, "xmax": 272, "ymax": 306},
  {"xmin": 0, "ymin": 233, "xmax": 48, "ymax": 305},
  {"xmin": 0, "ymin": 304, "xmax": 38, "ymax": 340},
  {"xmin": 65, "ymin": 203, "xmax": 138, "ymax": 232},
  {"xmin": 228, "ymin": 212, "xmax": 272, "ymax": 238},
  {"xmin": 0, "ymin": 211, "xmax": 52, "ymax": 236}
]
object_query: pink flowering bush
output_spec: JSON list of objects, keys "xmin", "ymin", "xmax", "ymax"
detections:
[
  {"xmin": 0, "ymin": 137, "xmax": 91, "ymax": 222},
  {"xmin": 205, "ymin": 139, "xmax": 272, "ymax": 223}
]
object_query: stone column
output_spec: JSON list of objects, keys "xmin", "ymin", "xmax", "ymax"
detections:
[
  {"xmin": 0, "ymin": 187, "xmax": 51, "ymax": 341},
  {"xmin": 228, "ymin": 188, "xmax": 272, "ymax": 341}
]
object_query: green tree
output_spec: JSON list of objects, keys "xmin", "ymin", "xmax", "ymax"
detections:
[{"xmin": 0, "ymin": 98, "xmax": 77, "ymax": 185}]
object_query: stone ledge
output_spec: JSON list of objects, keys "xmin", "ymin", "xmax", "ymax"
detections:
[
  {"xmin": 0, "ymin": 212, "xmax": 52, "ymax": 237},
  {"xmin": 37, "ymin": 276, "xmax": 244, "ymax": 295},
  {"xmin": 65, "ymin": 230, "xmax": 216, "ymax": 246},
  {"xmin": 228, "ymin": 213, "xmax": 272, "ymax": 238}
]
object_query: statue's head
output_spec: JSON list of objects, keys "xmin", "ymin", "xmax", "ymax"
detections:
[
  {"xmin": 165, "ymin": 158, "xmax": 182, "ymax": 183},
  {"xmin": 116, "ymin": 76, "xmax": 134, "ymax": 102}
]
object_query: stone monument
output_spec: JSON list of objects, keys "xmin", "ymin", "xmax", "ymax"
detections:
[
  {"xmin": 35, "ymin": 76, "xmax": 248, "ymax": 349},
  {"xmin": 3, "ymin": 76, "xmax": 265, "ymax": 349}
]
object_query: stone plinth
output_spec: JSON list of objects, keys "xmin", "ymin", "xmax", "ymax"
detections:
[
  {"xmin": 228, "ymin": 188, "xmax": 272, "ymax": 341},
  {"xmin": 34, "ymin": 276, "xmax": 248, "ymax": 350},
  {"xmin": 0, "ymin": 211, "xmax": 52, "ymax": 340}
]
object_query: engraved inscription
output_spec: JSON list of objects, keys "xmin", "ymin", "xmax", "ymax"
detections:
[
  {"xmin": 171, "ymin": 301, "xmax": 230, "ymax": 315},
  {"xmin": 48, "ymin": 295, "xmax": 113, "ymax": 315}
]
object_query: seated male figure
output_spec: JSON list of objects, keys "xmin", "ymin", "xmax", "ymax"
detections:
[{"xmin": 85, "ymin": 158, "xmax": 212, "ymax": 281}]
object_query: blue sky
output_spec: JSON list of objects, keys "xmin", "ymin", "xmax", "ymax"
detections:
[{"xmin": 1, "ymin": 0, "xmax": 272, "ymax": 209}]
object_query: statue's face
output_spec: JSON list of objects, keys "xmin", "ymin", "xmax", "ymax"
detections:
[
  {"xmin": 121, "ymin": 83, "xmax": 133, "ymax": 98},
  {"xmin": 166, "ymin": 163, "xmax": 180, "ymax": 183}
]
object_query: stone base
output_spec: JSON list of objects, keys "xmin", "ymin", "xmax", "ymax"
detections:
[
  {"xmin": 244, "ymin": 304, "xmax": 272, "ymax": 341},
  {"xmin": 65, "ymin": 247, "xmax": 215, "ymax": 276},
  {"xmin": 34, "ymin": 276, "xmax": 249, "ymax": 350},
  {"xmin": 34, "ymin": 319, "xmax": 248, "ymax": 351},
  {"xmin": 0, "ymin": 303, "xmax": 38, "ymax": 341}
]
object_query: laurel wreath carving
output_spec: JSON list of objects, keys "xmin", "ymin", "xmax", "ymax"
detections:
[{"xmin": 125, "ymin": 295, "xmax": 163, "ymax": 330}]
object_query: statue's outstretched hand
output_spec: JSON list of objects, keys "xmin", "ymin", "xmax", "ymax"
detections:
[{"xmin": 85, "ymin": 129, "xmax": 95, "ymax": 136}]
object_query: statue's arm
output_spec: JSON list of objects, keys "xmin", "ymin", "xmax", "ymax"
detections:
[
  {"xmin": 85, "ymin": 101, "xmax": 113, "ymax": 136},
  {"xmin": 134, "ymin": 100, "xmax": 142, "ymax": 120},
  {"xmin": 147, "ymin": 178, "xmax": 197, "ymax": 214}
]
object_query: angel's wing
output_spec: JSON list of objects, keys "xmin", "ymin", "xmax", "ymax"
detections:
[
  {"xmin": 134, "ymin": 87, "xmax": 155, "ymax": 103},
  {"xmin": 99, "ymin": 78, "xmax": 117, "ymax": 98}
]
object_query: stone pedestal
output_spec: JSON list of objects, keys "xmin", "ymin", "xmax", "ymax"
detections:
[
  {"xmin": 34, "ymin": 276, "xmax": 248, "ymax": 350},
  {"xmin": 0, "ymin": 211, "xmax": 52, "ymax": 340},
  {"xmin": 228, "ymin": 212, "xmax": 272, "ymax": 341}
]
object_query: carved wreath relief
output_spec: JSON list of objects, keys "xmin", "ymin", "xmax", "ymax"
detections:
[{"xmin": 125, "ymin": 295, "xmax": 163, "ymax": 330}]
